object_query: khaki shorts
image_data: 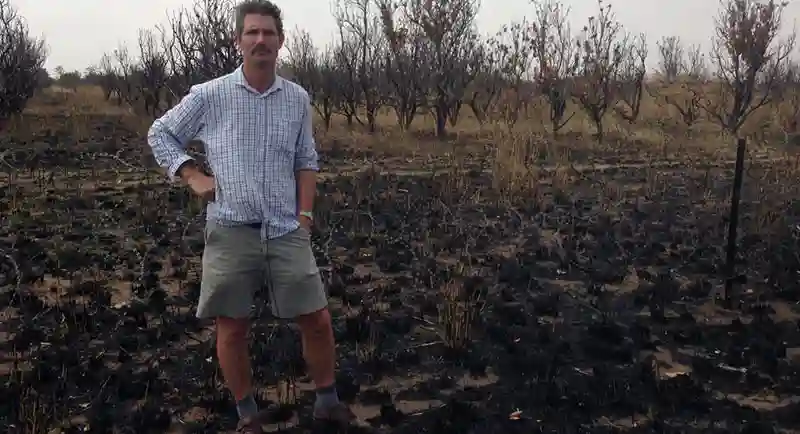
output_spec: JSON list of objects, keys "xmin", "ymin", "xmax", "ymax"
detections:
[{"xmin": 196, "ymin": 221, "xmax": 327, "ymax": 320}]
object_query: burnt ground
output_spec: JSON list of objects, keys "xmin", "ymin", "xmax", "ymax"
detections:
[{"xmin": 1, "ymin": 120, "xmax": 800, "ymax": 433}]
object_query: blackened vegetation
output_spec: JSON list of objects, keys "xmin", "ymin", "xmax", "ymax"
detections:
[
  {"xmin": 0, "ymin": 0, "xmax": 47, "ymax": 129},
  {"xmin": 0, "ymin": 123, "xmax": 799, "ymax": 433}
]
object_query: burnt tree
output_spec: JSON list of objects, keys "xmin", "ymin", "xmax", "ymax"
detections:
[{"xmin": 0, "ymin": 0, "xmax": 47, "ymax": 130}]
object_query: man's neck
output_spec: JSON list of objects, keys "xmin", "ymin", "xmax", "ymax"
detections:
[{"xmin": 242, "ymin": 62, "xmax": 276, "ymax": 93}]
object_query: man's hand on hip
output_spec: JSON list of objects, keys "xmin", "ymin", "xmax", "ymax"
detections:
[
  {"xmin": 186, "ymin": 172, "xmax": 215, "ymax": 201},
  {"xmin": 178, "ymin": 163, "xmax": 215, "ymax": 201}
]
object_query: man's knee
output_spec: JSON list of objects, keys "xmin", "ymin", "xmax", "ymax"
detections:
[
  {"xmin": 295, "ymin": 307, "xmax": 331, "ymax": 334},
  {"xmin": 216, "ymin": 317, "xmax": 250, "ymax": 345}
]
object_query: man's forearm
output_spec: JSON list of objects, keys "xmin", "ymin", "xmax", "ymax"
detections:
[{"xmin": 296, "ymin": 169, "xmax": 316, "ymax": 213}]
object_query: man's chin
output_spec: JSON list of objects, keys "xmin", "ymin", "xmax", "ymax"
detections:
[{"xmin": 250, "ymin": 58, "xmax": 274, "ymax": 69}]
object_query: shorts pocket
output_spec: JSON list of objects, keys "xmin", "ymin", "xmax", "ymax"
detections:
[
  {"xmin": 204, "ymin": 220, "xmax": 218, "ymax": 244},
  {"xmin": 297, "ymin": 226, "xmax": 311, "ymax": 237}
]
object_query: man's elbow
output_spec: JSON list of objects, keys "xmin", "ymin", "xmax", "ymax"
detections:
[
  {"xmin": 146, "ymin": 118, "xmax": 166, "ymax": 146},
  {"xmin": 147, "ymin": 119, "xmax": 188, "ymax": 176},
  {"xmin": 294, "ymin": 142, "xmax": 319, "ymax": 171}
]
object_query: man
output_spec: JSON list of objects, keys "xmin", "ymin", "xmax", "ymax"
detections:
[{"xmin": 147, "ymin": 2, "xmax": 363, "ymax": 432}]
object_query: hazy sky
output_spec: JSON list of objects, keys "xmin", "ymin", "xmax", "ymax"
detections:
[{"xmin": 11, "ymin": 0, "xmax": 800, "ymax": 73}]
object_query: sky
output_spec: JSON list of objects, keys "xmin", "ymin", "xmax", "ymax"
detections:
[{"xmin": 11, "ymin": 0, "xmax": 800, "ymax": 74}]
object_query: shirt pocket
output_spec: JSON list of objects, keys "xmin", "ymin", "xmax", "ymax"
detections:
[{"xmin": 269, "ymin": 117, "xmax": 302, "ymax": 154}]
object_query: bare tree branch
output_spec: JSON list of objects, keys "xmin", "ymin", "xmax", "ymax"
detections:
[
  {"xmin": 377, "ymin": 0, "xmax": 431, "ymax": 130},
  {"xmin": 284, "ymin": 28, "xmax": 339, "ymax": 129},
  {"xmin": 333, "ymin": 0, "xmax": 388, "ymax": 132},
  {"xmin": 0, "ymin": 0, "xmax": 47, "ymax": 129},
  {"xmin": 489, "ymin": 19, "xmax": 535, "ymax": 128},
  {"xmin": 698, "ymin": 0, "xmax": 796, "ymax": 136},
  {"xmin": 404, "ymin": 0, "xmax": 482, "ymax": 138},
  {"xmin": 614, "ymin": 32, "xmax": 647, "ymax": 123},
  {"xmin": 648, "ymin": 36, "xmax": 705, "ymax": 133},
  {"xmin": 656, "ymin": 36, "xmax": 684, "ymax": 82},
  {"xmin": 573, "ymin": 0, "xmax": 627, "ymax": 142},
  {"xmin": 532, "ymin": 0, "xmax": 579, "ymax": 135}
]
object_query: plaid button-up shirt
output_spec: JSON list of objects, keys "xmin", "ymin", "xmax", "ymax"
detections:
[{"xmin": 147, "ymin": 66, "xmax": 319, "ymax": 240}]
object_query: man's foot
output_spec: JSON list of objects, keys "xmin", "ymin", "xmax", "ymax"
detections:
[
  {"xmin": 313, "ymin": 402, "xmax": 371, "ymax": 429},
  {"xmin": 236, "ymin": 409, "xmax": 275, "ymax": 434},
  {"xmin": 236, "ymin": 413, "xmax": 264, "ymax": 434},
  {"xmin": 236, "ymin": 406, "xmax": 294, "ymax": 433}
]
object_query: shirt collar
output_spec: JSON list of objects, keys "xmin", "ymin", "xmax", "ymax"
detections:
[{"xmin": 233, "ymin": 65, "xmax": 283, "ymax": 96}]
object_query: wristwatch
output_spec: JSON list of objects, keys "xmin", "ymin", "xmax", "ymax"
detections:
[{"xmin": 299, "ymin": 211, "xmax": 313, "ymax": 221}]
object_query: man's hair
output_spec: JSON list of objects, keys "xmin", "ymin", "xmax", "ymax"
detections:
[{"xmin": 234, "ymin": 1, "xmax": 284, "ymax": 38}]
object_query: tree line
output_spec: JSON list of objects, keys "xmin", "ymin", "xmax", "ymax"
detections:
[{"xmin": 1, "ymin": 0, "xmax": 797, "ymax": 140}]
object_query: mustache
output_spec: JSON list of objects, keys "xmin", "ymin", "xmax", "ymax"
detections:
[{"xmin": 252, "ymin": 45, "xmax": 269, "ymax": 54}]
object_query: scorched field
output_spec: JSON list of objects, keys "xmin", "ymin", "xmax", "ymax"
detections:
[{"xmin": 1, "ymin": 110, "xmax": 800, "ymax": 434}]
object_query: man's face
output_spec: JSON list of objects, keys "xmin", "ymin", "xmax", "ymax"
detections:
[{"xmin": 238, "ymin": 14, "xmax": 283, "ymax": 65}]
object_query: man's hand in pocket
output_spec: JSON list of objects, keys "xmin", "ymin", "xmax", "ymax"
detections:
[{"xmin": 298, "ymin": 215, "xmax": 312, "ymax": 230}]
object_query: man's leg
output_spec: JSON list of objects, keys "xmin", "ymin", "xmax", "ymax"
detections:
[
  {"xmin": 216, "ymin": 318, "xmax": 257, "ymax": 416},
  {"xmin": 198, "ymin": 222, "xmax": 265, "ymax": 427},
  {"xmin": 264, "ymin": 228, "xmax": 362, "ymax": 425},
  {"xmin": 294, "ymin": 307, "xmax": 336, "ymax": 390}
]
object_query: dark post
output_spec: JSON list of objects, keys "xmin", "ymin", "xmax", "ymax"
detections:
[{"xmin": 724, "ymin": 137, "xmax": 747, "ymax": 307}]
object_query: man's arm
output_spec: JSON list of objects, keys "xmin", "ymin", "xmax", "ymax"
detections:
[
  {"xmin": 147, "ymin": 85, "xmax": 207, "ymax": 182},
  {"xmin": 295, "ymin": 95, "xmax": 319, "ymax": 216}
]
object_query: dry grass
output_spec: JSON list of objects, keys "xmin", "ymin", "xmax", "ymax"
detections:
[
  {"xmin": 6, "ymin": 83, "xmax": 799, "ymax": 192},
  {"xmin": 9, "ymin": 84, "xmax": 800, "ymax": 239}
]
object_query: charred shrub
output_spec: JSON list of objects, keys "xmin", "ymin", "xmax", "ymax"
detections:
[{"xmin": 0, "ymin": 0, "xmax": 47, "ymax": 128}]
